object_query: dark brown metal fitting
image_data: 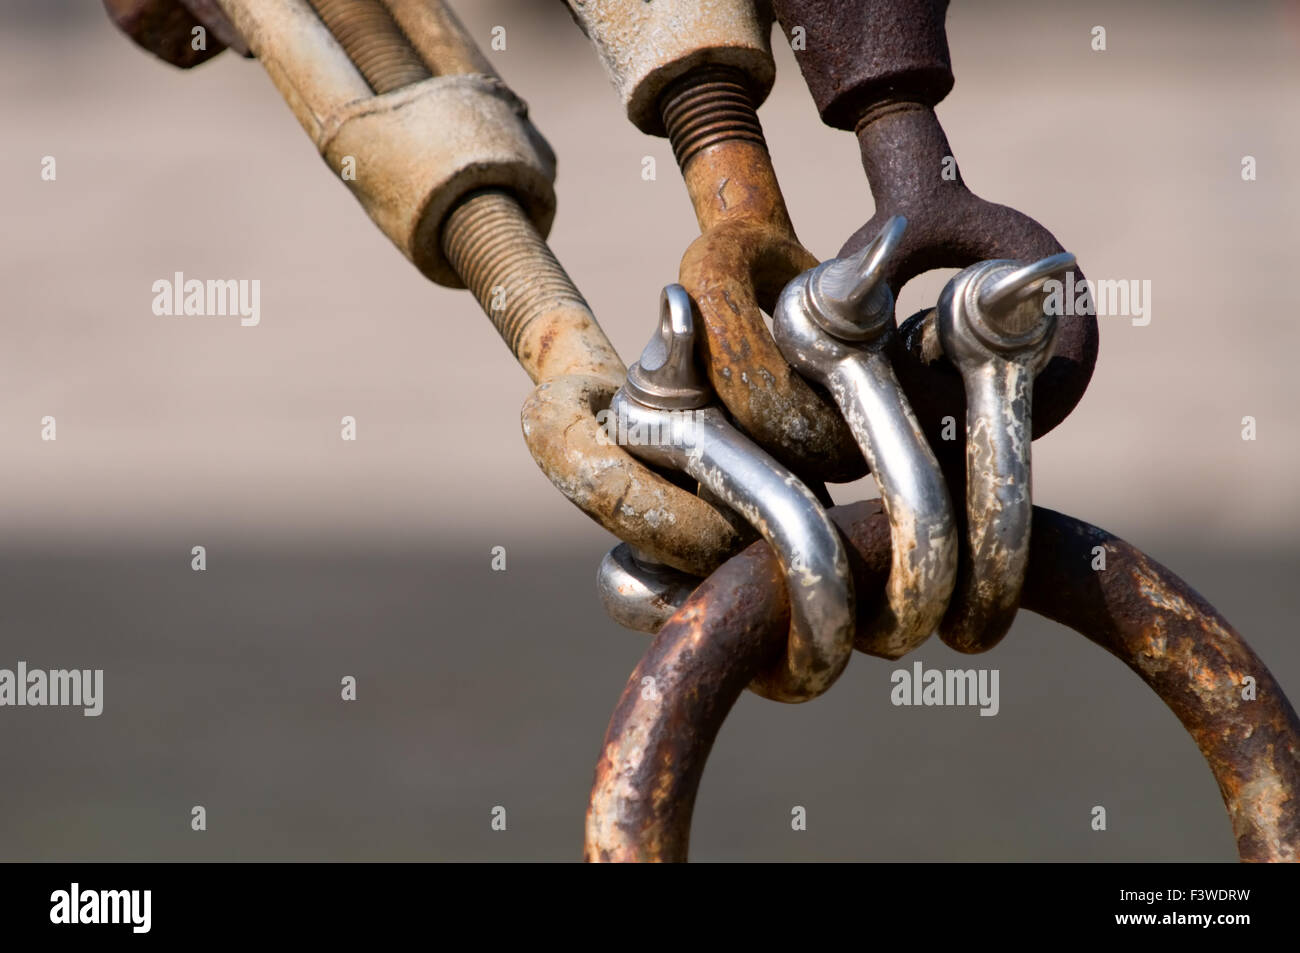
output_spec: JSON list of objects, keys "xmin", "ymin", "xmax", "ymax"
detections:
[
  {"xmin": 770, "ymin": 0, "xmax": 1098, "ymax": 452},
  {"xmin": 848, "ymin": 102, "xmax": 1098, "ymax": 452},
  {"xmin": 102, "ymin": 0, "xmax": 248, "ymax": 68},
  {"xmin": 771, "ymin": 0, "xmax": 953, "ymax": 131},
  {"xmin": 663, "ymin": 66, "xmax": 868, "ymax": 483},
  {"xmin": 586, "ymin": 500, "xmax": 1300, "ymax": 862}
]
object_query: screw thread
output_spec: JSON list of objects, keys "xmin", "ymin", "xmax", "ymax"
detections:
[
  {"xmin": 308, "ymin": 0, "xmax": 431, "ymax": 94},
  {"xmin": 660, "ymin": 65, "xmax": 767, "ymax": 169},
  {"xmin": 442, "ymin": 190, "xmax": 590, "ymax": 360}
]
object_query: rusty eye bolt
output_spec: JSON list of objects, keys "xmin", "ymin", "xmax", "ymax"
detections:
[{"xmin": 770, "ymin": 0, "xmax": 1098, "ymax": 453}]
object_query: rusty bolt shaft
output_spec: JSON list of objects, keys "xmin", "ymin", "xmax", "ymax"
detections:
[{"xmin": 443, "ymin": 189, "xmax": 612, "ymax": 382}]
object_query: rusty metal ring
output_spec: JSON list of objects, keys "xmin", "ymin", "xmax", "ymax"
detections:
[{"xmin": 585, "ymin": 500, "xmax": 1300, "ymax": 862}]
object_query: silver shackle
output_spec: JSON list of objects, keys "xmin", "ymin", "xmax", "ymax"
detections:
[
  {"xmin": 934, "ymin": 252, "xmax": 1074, "ymax": 653},
  {"xmin": 609, "ymin": 285, "xmax": 856, "ymax": 703},
  {"xmin": 597, "ymin": 542, "xmax": 702, "ymax": 634},
  {"xmin": 773, "ymin": 216, "xmax": 958, "ymax": 659}
]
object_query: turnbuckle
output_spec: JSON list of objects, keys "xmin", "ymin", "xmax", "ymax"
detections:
[
  {"xmin": 113, "ymin": 0, "xmax": 745, "ymax": 577},
  {"xmin": 773, "ymin": 216, "xmax": 957, "ymax": 659},
  {"xmin": 610, "ymin": 285, "xmax": 855, "ymax": 703}
]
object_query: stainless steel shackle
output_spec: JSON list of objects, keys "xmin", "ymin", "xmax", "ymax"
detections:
[
  {"xmin": 772, "ymin": 216, "xmax": 958, "ymax": 660},
  {"xmin": 597, "ymin": 542, "xmax": 701, "ymax": 634},
  {"xmin": 609, "ymin": 285, "xmax": 856, "ymax": 703},
  {"xmin": 934, "ymin": 252, "xmax": 1074, "ymax": 653}
]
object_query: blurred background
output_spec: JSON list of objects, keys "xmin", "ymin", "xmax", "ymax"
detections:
[{"xmin": 0, "ymin": 0, "xmax": 1297, "ymax": 860}]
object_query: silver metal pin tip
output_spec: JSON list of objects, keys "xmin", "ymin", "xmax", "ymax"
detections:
[{"xmin": 978, "ymin": 252, "xmax": 1076, "ymax": 313}]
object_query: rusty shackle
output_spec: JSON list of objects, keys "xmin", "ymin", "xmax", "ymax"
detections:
[{"xmin": 566, "ymin": 0, "xmax": 867, "ymax": 483}]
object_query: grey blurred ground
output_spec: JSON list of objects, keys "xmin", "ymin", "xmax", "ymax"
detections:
[{"xmin": 0, "ymin": 1, "xmax": 1297, "ymax": 860}]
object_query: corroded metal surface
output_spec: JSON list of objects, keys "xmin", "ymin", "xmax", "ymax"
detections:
[
  {"xmin": 215, "ymin": 0, "xmax": 557, "ymax": 288},
  {"xmin": 446, "ymin": 193, "xmax": 743, "ymax": 578},
  {"xmin": 103, "ymin": 0, "xmax": 246, "ymax": 67},
  {"xmin": 137, "ymin": 0, "xmax": 741, "ymax": 575},
  {"xmin": 307, "ymin": 0, "xmax": 431, "ymax": 93},
  {"xmin": 443, "ymin": 190, "xmax": 606, "ymax": 379},
  {"xmin": 666, "ymin": 68, "xmax": 867, "ymax": 482},
  {"xmin": 521, "ymin": 375, "xmax": 742, "ymax": 578},
  {"xmin": 850, "ymin": 103, "xmax": 1098, "ymax": 451},
  {"xmin": 586, "ymin": 501, "xmax": 1300, "ymax": 862},
  {"xmin": 771, "ymin": 0, "xmax": 952, "ymax": 130},
  {"xmin": 563, "ymin": 0, "xmax": 776, "ymax": 136},
  {"xmin": 386, "ymin": 0, "xmax": 496, "ymax": 78},
  {"xmin": 1023, "ymin": 512, "xmax": 1300, "ymax": 863},
  {"xmin": 585, "ymin": 501, "xmax": 887, "ymax": 861},
  {"xmin": 108, "ymin": 0, "xmax": 1288, "ymax": 866},
  {"xmin": 584, "ymin": 525, "xmax": 800, "ymax": 861}
]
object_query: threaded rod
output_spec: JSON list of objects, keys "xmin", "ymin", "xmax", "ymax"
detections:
[
  {"xmin": 442, "ymin": 189, "xmax": 591, "ymax": 366},
  {"xmin": 660, "ymin": 65, "xmax": 767, "ymax": 169},
  {"xmin": 308, "ymin": 0, "xmax": 431, "ymax": 94}
]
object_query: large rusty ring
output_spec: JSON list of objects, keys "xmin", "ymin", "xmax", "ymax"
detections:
[{"xmin": 586, "ymin": 500, "xmax": 1300, "ymax": 862}]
